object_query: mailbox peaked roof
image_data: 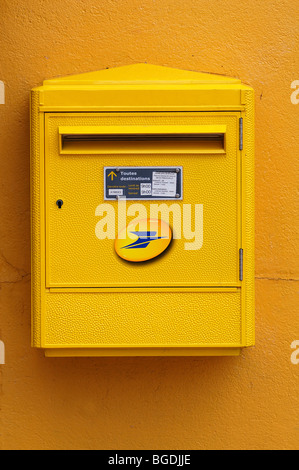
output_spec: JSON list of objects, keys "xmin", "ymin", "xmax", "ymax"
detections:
[
  {"xmin": 43, "ymin": 63, "xmax": 241, "ymax": 86},
  {"xmin": 34, "ymin": 63, "xmax": 252, "ymax": 111}
]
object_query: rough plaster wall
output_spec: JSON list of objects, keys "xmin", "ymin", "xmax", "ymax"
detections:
[{"xmin": 0, "ymin": 0, "xmax": 298, "ymax": 449}]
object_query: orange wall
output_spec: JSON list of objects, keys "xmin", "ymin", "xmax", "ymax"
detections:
[{"xmin": 0, "ymin": 0, "xmax": 298, "ymax": 450}]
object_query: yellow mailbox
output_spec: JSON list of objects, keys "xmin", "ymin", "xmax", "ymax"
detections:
[{"xmin": 31, "ymin": 64, "xmax": 254, "ymax": 357}]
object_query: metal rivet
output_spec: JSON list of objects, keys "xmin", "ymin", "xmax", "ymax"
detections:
[
  {"xmin": 175, "ymin": 194, "xmax": 180, "ymax": 198},
  {"xmin": 176, "ymin": 168, "xmax": 180, "ymax": 173}
]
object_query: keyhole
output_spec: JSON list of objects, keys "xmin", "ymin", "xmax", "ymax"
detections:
[{"xmin": 56, "ymin": 199, "xmax": 63, "ymax": 209}]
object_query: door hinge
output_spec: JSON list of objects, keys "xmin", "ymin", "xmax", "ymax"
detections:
[
  {"xmin": 239, "ymin": 248, "xmax": 243, "ymax": 281},
  {"xmin": 239, "ymin": 117, "xmax": 243, "ymax": 151}
]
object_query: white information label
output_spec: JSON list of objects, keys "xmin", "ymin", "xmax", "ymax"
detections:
[
  {"xmin": 140, "ymin": 183, "xmax": 152, "ymax": 196},
  {"xmin": 109, "ymin": 189, "xmax": 123, "ymax": 196},
  {"xmin": 152, "ymin": 172, "xmax": 177, "ymax": 197}
]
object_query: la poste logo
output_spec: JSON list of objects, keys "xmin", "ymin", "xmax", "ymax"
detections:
[{"xmin": 115, "ymin": 219, "xmax": 172, "ymax": 262}]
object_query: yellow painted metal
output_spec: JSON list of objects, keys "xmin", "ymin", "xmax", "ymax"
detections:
[
  {"xmin": 45, "ymin": 348, "xmax": 242, "ymax": 357},
  {"xmin": 31, "ymin": 64, "xmax": 255, "ymax": 356},
  {"xmin": 43, "ymin": 63, "xmax": 242, "ymax": 86},
  {"xmin": 59, "ymin": 124, "xmax": 227, "ymax": 135},
  {"xmin": 34, "ymin": 63, "xmax": 249, "ymax": 112},
  {"xmin": 45, "ymin": 112, "xmax": 240, "ymax": 288}
]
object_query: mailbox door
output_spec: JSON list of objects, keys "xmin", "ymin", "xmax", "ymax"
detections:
[{"xmin": 45, "ymin": 112, "xmax": 241, "ymax": 288}]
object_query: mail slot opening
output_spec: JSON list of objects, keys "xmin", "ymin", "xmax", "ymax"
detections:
[{"xmin": 59, "ymin": 126, "xmax": 226, "ymax": 154}]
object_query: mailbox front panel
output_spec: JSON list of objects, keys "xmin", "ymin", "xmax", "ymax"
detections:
[{"xmin": 45, "ymin": 112, "xmax": 241, "ymax": 288}]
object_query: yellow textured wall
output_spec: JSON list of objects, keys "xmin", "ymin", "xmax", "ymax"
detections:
[{"xmin": 0, "ymin": 0, "xmax": 298, "ymax": 450}]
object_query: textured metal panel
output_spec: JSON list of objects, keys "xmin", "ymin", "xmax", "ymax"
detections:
[
  {"xmin": 30, "ymin": 90, "xmax": 42, "ymax": 347},
  {"xmin": 46, "ymin": 112, "xmax": 240, "ymax": 288},
  {"xmin": 243, "ymin": 90, "xmax": 255, "ymax": 346},
  {"xmin": 45, "ymin": 347, "xmax": 242, "ymax": 357},
  {"xmin": 44, "ymin": 291, "xmax": 241, "ymax": 347}
]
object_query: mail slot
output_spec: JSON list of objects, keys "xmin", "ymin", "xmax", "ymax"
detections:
[
  {"xmin": 59, "ymin": 125, "xmax": 226, "ymax": 154},
  {"xmin": 31, "ymin": 64, "xmax": 255, "ymax": 357}
]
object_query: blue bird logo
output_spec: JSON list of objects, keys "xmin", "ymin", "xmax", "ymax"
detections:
[{"xmin": 122, "ymin": 231, "xmax": 167, "ymax": 249}]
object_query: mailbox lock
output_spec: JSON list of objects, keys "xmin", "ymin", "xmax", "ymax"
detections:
[{"xmin": 56, "ymin": 199, "xmax": 63, "ymax": 209}]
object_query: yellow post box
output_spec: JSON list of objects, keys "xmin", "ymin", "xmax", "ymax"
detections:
[{"xmin": 31, "ymin": 64, "xmax": 254, "ymax": 357}]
